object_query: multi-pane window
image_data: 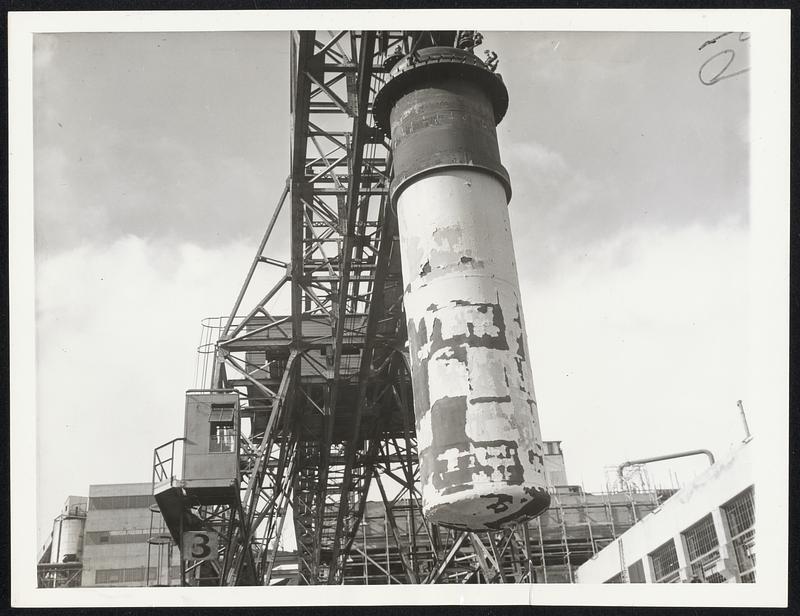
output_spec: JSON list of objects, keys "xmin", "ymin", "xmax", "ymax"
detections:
[
  {"xmin": 210, "ymin": 422, "xmax": 235, "ymax": 452},
  {"xmin": 124, "ymin": 567, "xmax": 145, "ymax": 583},
  {"xmin": 85, "ymin": 530, "xmax": 150, "ymax": 545},
  {"xmin": 94, "ymin": 569, "xmax": 122, "ymax": 584},
  {"xmin": 628, "ymin": 559, "xmax": 646, "ymax": 583},
  {"xmin": 95, "ymin": 567, "xmax": 151, "ymax": 585},
  {"xmin": 682, "ymin": 515, "xmax": 724, "ymax": 582},
  {"xmin": 209, "ymin": 405, "xmax": 236, "ymax": 453},
  {"xmin": 146, "ymin": 566, "xmax": 182, "ymax": 585},
  {"xmin": 88, "ymin": 494, "xmax": 155, "ymax": 510},
  {"xmin": 604, "ymin": 572, "xmax": 623, "ymax": 584},
  {"xmin": 649, "ymin": 539, "xmax": 680, "ymax": 583},
  {"xmin": 723, "ymin": 486, "xmax": 755, "ymax": 583}
]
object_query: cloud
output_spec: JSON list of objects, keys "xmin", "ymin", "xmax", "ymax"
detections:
[
  {"xmin": 33, "ymin": 219, "xmax": 750, "ymax": 542},
  {"xmin": 519, "ymin": 221, "xmax": 749, "ymax": 490},
  {"xmin": 34, "ymin": 126, "xmax": 287, "ymax": 254},
  {"xmin": 33, "ymin": 31, "xmax": 289, "ymax": 254},
  {"xmin": 490, "ymin": 31, "xmax": 749, "ymax": 284},
  {"xmin": 35, "ymin": 236, "xmax": 283, "ymax": 543}
]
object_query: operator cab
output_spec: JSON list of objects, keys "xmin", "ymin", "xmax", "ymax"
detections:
[{"xmin": 182, "ymin": 391, "xmax": 241, "ymax": 503}]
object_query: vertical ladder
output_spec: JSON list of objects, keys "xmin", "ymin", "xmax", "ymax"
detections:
[{"xmin": 618, "ymin": 538, "xmax": 629, "ymax": 583}]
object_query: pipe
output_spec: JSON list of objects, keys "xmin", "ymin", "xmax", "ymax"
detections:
[
  {"xmin": 737, "ymin": 399, "xmax": 752, "ymax": 440},
  {"xmin": 374, "ymin": 45, "xmax": 549, "ymax": 531},
  {"xmin": 617, "ymin": 449, "xmax": 716, "ymax": 483}
]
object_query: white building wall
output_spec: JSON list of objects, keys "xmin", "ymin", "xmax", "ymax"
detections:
[
  {"xmin": 82, "ymin": 482, "xmax": 180, "ymax": 587},
  {"xmin": 543, "ymin": 440, "xmax": 568, "ymax": 486},
  {"xmin": 575, "ymin": 439, "xmax": 754, "ymax": 584}
]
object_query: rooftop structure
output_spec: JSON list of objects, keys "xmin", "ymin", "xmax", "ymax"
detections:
[
  {"xmin": 575, "ymin": 439, "xmax": 755, "ymax": 584},
  {"xmin": 37, "ymin": 496, "xmax": 88, "ymax": 588}
]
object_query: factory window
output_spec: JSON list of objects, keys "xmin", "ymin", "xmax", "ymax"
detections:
[
  {"xmin": 604, "ymin": 572, "xmax": 623, "ymax": 584},
  {"xmin": 95, "ymin": 567, "xmax": 147, "ymax": 585},
  {"xmin": 85, "ymin": 530, "xmax": 150, "ymax": 545},
  {"xmin": 88, "ymin": 494, "xmax": 155, "ymax": 510},
  {"xmin": 682, "ymin": 515, "xmax": 723, "ymax": 582},
  {"xmin": 124, "ymin": 567, "xmax": 145, "ymax": 583},
  {"xmin": 94, "ymin": 569, "xmax": 122, "ymax": 584},
  {"xmin": 723, "ymin": 486, "xmax": 755, "ymax": 583},
  {"xmin": 628, "ymin": 559, "xmax": 646, "ymax": 583},
  {"xmin": 649, "ymin": 539, "xmax": 680, "ymax": 583}
]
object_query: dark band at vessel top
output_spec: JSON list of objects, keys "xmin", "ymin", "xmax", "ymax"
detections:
[
  {"xmin": 373, "ymin": 46, "xmax": 509, "ymax": 138},
  {"xmin": 373, "ymin": 46, "xmax": 513, "ymax": 204}
]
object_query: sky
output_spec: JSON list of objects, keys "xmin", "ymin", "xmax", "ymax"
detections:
[{"xmin": 32, "ymin": 30, "xmax": 751, "ymax": 545}]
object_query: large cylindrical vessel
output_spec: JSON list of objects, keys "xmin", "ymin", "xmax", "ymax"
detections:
[
  {"xmin": 374, "ymin": 46, "xmax": 550, "ymax": 530},
  {"xmin": 50, "ymin": 515, "xmax": 85, "ymax": 563}
]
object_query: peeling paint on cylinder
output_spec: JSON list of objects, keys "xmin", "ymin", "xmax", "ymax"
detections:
[
  {"xmin": 375, "ymin": 47, "xmax": 550, "ymax": 530},
  {"xmin": 399, "ymin": 171, "xmax": 549, "ymax": 529}
]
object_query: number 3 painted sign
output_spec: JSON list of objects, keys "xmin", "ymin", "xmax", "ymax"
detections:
[{"xmin": 182, "ymin": 530, "xmax": 218, "ymax": 561}]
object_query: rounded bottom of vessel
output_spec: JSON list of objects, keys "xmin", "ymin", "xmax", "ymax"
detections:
[{"xmin": 423, "ymin": 483, "xmax": 550, "ymax": 531}]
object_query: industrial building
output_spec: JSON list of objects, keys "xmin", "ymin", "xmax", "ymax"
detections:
[
  {"xmin": 40, "ymin": 440, "xmax": 669, "ymax": 587},
  {"xmin": 153, "ymin": 417, "xmax": 673, "ymax": 586},
  {"xmin": 40, "ymin": 434, "xmax": 753, "ymax": 588},
  {"xmin": 38, "ymin": 483, "xmax": 182, "ymax": 588},
  {"xmin": 81, "ymin": 483, "xmax": 181, "ymax": 587},
  {"xmin": 575, "ymin": 439, "xmax": 755, "ymax": 584}
]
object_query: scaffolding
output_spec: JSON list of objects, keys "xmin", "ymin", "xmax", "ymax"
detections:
[
  {"xmin": 36, "ymin": 562, "xmax": 83, "ymax": 589},
  {"xmin": 146, "ymin": 503, "xmax": 176, "ymax": 587},
  {"xmin": 338, "ymin": 485, "xmax": 662, "ymax": 585}
]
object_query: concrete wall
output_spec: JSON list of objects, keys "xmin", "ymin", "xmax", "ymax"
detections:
[
  {"xmin": 82, "ymin": 483, "xmax": 180, "ymax": 587},
  {"xmin": 543, "ymin": 441, "xmax": 568, "ymax": 486},
  {"xmin": 575, "ymin": 439, "xmax": 754, "ymax": 584}
]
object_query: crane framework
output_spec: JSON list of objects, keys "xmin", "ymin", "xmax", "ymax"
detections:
[{"xmin": 157, "ymin": 30, "xmax": 544, "ymax": 586}]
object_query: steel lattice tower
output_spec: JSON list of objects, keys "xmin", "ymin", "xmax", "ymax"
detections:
[{"xmin": 153, "ymin": 30, "xmax": 548, "ymax": 586}]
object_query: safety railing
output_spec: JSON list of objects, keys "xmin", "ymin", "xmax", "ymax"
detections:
[
  {"xmin": 64, "ymin": 503, "xmax": 88, "ymax": 517},
  {"xmin": 152, "ymin": 437, "xmax": 185, "ymax": 489}
]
